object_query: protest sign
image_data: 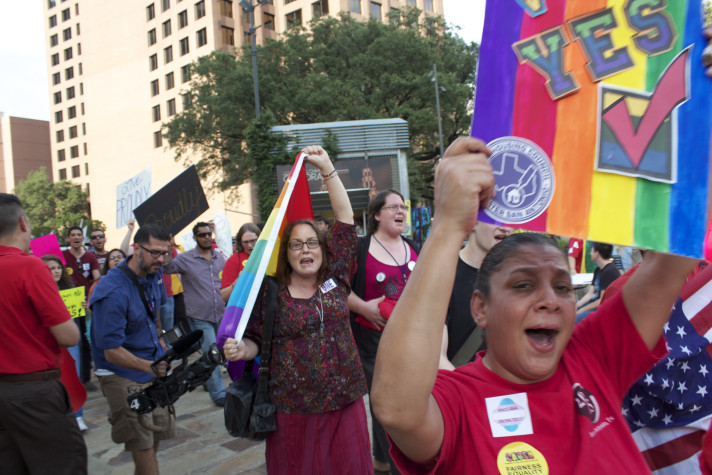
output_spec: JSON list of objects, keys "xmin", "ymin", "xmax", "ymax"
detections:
[
  {"xmin": 133, "ymin": 165, "xmax": 209, "ymax": 236},
  {"xmin": 116, "ymin": 168, "xmax": 151, "ymax": 228},
  {"xmin": 473, "ymin": 0, "xmax": 711, "ymax": 258},
  {"xmin": 213, "ymin": 210, "xmax": 233, "ymax": 258},
  {"xmin": 30, "ymin": 234, "xmax": 65, "ymax": 264},
  {"xmin": 60, "ymin": 287, "xmax": 85, "ymax": 318}
]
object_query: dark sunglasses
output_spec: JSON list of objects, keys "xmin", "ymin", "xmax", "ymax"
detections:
[
  {"xmin": 90, "ymin": 234, "xmax": 105, "ymax": 239},
  {"xmin": 196, "ymin": 232, "xmax": 212, "ymax": 238}
]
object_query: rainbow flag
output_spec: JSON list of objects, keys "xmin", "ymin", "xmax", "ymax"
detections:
[
  {"xmin": 473, "ymin": 0, "xmax": 712, "ymax": 258},
  {"xmin": 217, "ymin": 152, "xmax": 313, "ymax": 351}
]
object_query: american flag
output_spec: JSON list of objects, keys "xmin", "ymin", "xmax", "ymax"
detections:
[{"xmin": 622, "ymin": 262, "xmax": 712, "ymax": 474}]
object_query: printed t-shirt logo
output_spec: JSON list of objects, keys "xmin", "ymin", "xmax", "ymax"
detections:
[
  {"xmin": 573, "ymin": 382, "xmax": 600, "ymax": 424},
  {"xmin": 486, "ymin": 392, "xmax": 533, "ymax": 437}
]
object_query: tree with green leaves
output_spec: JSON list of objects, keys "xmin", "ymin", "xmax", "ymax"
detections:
[
  {"xmin": 165, "ymin": 8, "xmax": 478, "ymax": 213},
  {"xmin": 13, "ymin": 167, "xmax": 103, "ymax": 240}
]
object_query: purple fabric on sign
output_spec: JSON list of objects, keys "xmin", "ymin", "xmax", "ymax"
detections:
[{"xmin": 471, "ymin": 0, "xmax": 523, "ymax": 143}]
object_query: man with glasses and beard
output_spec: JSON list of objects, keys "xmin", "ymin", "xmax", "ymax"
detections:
[
  {"xmin": 163, "ymin": 222, "xmax": 227, "ymax": 406},
  {"xmin": 90, "ymin": 223, "xmax": 174, "ymax": 475}
]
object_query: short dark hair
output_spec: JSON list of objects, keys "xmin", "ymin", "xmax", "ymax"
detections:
[
  {"xmin": 134, "ymin": 224, "xmax": 171, "ymax": 245},
  {"xmin": 315, "ymin": 216, "xmax": 329, "ymax": 226},
  {"xmin": 274, "ymin": 219, "xmax": 328, "ymax": 286},
  {"xmin": 192, "ymin": 222, "xmax": 210, "ymax": 236},
  {"xmin": 66, "ymin": 225, "xmax": 83, "ymax": 237},
  {"xmin": 592, "ymin": 242, "xmax": 613, "ymax": 260},
  {"xmin": 367, "ymin": 189, "xmax": 404, "ymax": 235},
  {"xmin": 235, "ymin": 222, "xmax": 261, "ymax": 253},
  {"xmin": 89, "ymin": 229, "xmax": 104, "ymax": 237},
  {"xmin": 0, "ymin": 193, "xmax": 24, "ymax": 238},
  {"xmin": 477, "ymin": 232, "xmax": 565, "ymax": 298}
]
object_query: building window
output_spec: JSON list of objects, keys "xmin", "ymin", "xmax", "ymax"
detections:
[
  {"xmin": 55, "ymin": 110, "xmax": 63, "ymax": 123},
  {"xmin": 75, "ymin": 3, "xmax": 79, "ymax": 14},
  {"xmin": 370, "ymin": 2, "xmax": 380, "ymax": 20},
  {"xmin": 149, "ymin": 53, "xmax": 158, "ymax": 71},
  {"xmin": 242, "ymin": 9, "xmax": 249, "ymax": 23},
  {"xmin": 350, "ymin": 0, "xmax": 360, "ymax": 14},
  {"xmin": 76, "ymin": 23, "xmax": 80, "ymax": 35},
  {"xmin": 162, "ymin": 0, "xmax": 170, "ymax": 12},
  {"xmin": 285, "ymin": 0, "xmax": 296, "ymax": 4},
  {"xmin": 152, "ymin": 105, "xmax": 161, "ymax": 122},
  {"xmin": 181, "ymin": 64, "xmax": 190, "ymax": 82},
  {"xmin": 182, "ymin": 92, "xmax": 191, "ymax": 108},
  {"xmin": 56, "ymin": 130, "xmax": 64, "ymax": 142},
  {"xmin": 148, "ymin": 28, "xmax": 157, "ymax": 46},
  {"xmin": 165, "ymin": 72, "xmax": 175, "ymax": 89},
  {"xmin": 151, "ymin": 79, "xmax": 159, "ymax": 96},
  {"xmin": 69, "ymin": 125, "xmax": 78, "ymax": 138},
  {"xmin": 196, "ymin": 28, "xmax": 207, "ymax": 47},
  {"xmin": 57, "ymin": 149, "xmax": 66, "ymax": 161},
  {"xmin": 64, "ymin": 47, "xmax": 73, "ymax": 60},
  {"xmin": 48, "ymin": 0, "xmax": 56, "ymax": 9},
  {"xmin": 81, "ymin": 102, "xmax": 85, "ymax": 115},
  {"xmin": 407, "ymin": 0, "xmax": 415, "ymax": 5},
  {"xmin": 50, "ymin": 34, "xmax": 59, "ymax": 46},
  {"xmin": 82, "ymin": 123, "xmax": 86, "ymax": 135},
  {"xmin": 424, "ymin": 0, "xmax": 432, "ymax": 11},
  {"xmin": 195, "ymin": 0, "xmax": 205, "ymax": 19},
  {"xmin": 52, "ymin": 72, "xmax": 61, "ymax": 85},
  {"xmin": 147, "ymin": 3, "xmax": 155, "ymax": 20},
  {"xmin": 178, "ymin": 10, "xmax": 188, "ymax": 28},
  {"xmin": 79, "ymin": 82, "xmax": 84, "ymax": 94},
  {"xmin": 63, "ymin": 27, "xmax": 71, "ymax": 41},
  {"xmin": 285, "ymin": 9, "xmax": 302, "ymax": 29},
  {"xmin": 264, "ymin": 13, "xmax": 274, "ymax": 30},
  {"xmin": 54, "ymin": 91, "xmax": 62, "ymax": 104},
  {"xmin": 167, "ymin": 98, "xmax": 176, "ymax": 116},
  {"xmin": 51, "ymin": 53, "xmax": 60, "ymax": 66},
  {"xmin": 83, "ymin": 143, "xmax": 87, "ymax": 155},
  {"xmin": 62, "ymin": 8, "xmax": 70, "ymax": 21},
  {"xmin": 68, "ymin": 106, "xmax": 77, "ymax": 119},
  {"xmin": 78, "ymin": 63, "xmax": 82, "ymax": 75},
  {"xmin": 179, "ymin": 37, "xmax": 189, "ymax": 55},
  {"xmin": 66, "ymin": 86, "xmax": 75, "ymax": 99},
  {"xmin": 85, "ymin": 163, "xmax": 89, "ymax": 175},
  {"xmin": 164, "ymin": 45, "xmax": 173, "ymax": 63},
  {"xmin": 77, "ymin": 43, "xmax": 81, "ymax": 55},
  {"xmin": 70, "ymin": 145, "xmax": 79, "ymax": 158},
  {"xmin": 312, "ymin": 0, "xmax": 328, "ymax": 17},
  {"xmin": 220, "ymin": 0, "xmax": 232, "ymax": 16},
  {"xmin": 163, "ymin": 19, "xmax": 172, "ymax": 37},
  {"xmin": 65, "ymin": 66, "xmax": 74, "ymax": 80},
  {"xmin": 49, "ymin": 15, "xmax": 57, "ymax": 27},
  {"xmin": 59, "ymin": 168, "xmax": 67, "ymax": 180},
  {"xmin": 221, "ymin": 26, "xmax": 234, "ymax": 45},
  {"xmin": 154, "ymin": 130, "xmax": 163, "ymax": 147},
  {"xmin": 72, "ymin": 165, "xmax": 80, "ymax": 178}
]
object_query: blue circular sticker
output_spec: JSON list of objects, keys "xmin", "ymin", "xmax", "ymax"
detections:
[{"xmin": 485, "ymin": 136, "xmax": 555, "ymax": 225}]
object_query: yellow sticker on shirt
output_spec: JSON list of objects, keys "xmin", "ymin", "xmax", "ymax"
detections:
[
  {"xmin": 496, "ymin": 442, "xmax": 548, "ymax": 475},
  {"xmin": 219, "ymin": 271, "xmax": 223, "ymax": 279},
  {"xmin": 66, "ymin": 267, "xmax": 73, "ymax": 276}
]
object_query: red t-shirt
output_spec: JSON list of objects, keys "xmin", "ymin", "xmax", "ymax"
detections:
[
  {"xmin": 390, "ymin": 291, "xmax": 666, "ymax": 474},
  {"xmin": 0, "ymin": 246, "xmax": 72, "ymax": 373},
  {"xmin": 62, "ymin": 249, "xmax": 99, "ymax": 293},
  {"xmin": 220, "ymin": 250, "xmax": 250, "ymax": 289},
  {"xmin": 568, "ymin": 238, "xmax": 584, "ymax": 273}
]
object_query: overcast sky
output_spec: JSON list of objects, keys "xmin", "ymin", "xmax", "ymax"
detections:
[{"xmin": 0, "ymin": 0, "xmax": 485, "ymax": 121}]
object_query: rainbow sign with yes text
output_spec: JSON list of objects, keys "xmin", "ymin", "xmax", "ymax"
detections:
[{"xmin": 473, "ymin": 0, "xmax": 711, "ymax": 258}]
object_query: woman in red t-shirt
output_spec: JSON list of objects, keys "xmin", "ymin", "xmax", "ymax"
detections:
[{"xmin": 220, "ymin": 223, "xmax": 260, "ymax": 303}]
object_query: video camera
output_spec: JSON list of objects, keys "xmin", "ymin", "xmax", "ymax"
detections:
[{"xmin": 127, "ymin": 327, "xmax": 226, "ymax": 414}]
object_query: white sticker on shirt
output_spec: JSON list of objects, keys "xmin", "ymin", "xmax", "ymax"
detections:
[
  {"xmin": 320, "ymin": 278, "xmax": 337, "ymax": 293},
  {"xmin": 485, "ymin": 392, "xmax": 533, "ymax": 438}
]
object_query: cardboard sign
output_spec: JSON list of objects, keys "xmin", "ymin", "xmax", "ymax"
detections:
[
  {"xmin": 30, "ymin": 234, "xmax": 65, "ymax": 264},
  {"xmin": 473, "ymin": 0, "xmax": 711, "ymax": 258},
  {"xmin": 116, "ymin": 167, "xmax": 152, "ymax": 228},
  {"xmin": 60, "ymin": 287, "xmax": 86, "ymax": 318},
  {"xmin": 133, "ymin": 166, "xmax": 209, "ymax": 236}
]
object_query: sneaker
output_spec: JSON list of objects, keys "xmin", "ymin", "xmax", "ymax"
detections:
[
  {"xmin": 214, "ymin": 397, "xmax": 225, "ymax": 408},
  {"xmin": 76, "ymin": 416, "xmax": 88, "ymax": 432}
]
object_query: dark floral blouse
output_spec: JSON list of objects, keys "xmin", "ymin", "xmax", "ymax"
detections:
[{"xmin": 245, "ymin": 221, "xmax": 367, "ymax": 414}]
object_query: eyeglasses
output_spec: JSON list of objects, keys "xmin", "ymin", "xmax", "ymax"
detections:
[
  {"xmin": 195, "ymin": 232, "xmax": 212, "ymax": 238},
  {"xmin": 109, "ymin": 254, "xmax": 124, "ymax": 261},
  {"xmin": 288, "ymin": 239, "xmax": 320, "ymax": 251},
  {"xmin": 138, "ymin": 244, "xmax": 170, "ymax": 258},
  {"xmin": 241, "ymin": 239, "xmax": 257, "ymax": 247},
  {"xmin": 90, "ymin": 234, "xmax": 105, "ymax": 240},
  {"xmin": 382, "ymin": 205, "xmax": 408, "ymax": 212}
]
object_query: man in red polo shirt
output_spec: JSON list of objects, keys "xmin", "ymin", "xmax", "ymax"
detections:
[{"xmin": 0, "ymin": 193, "xmax": 87, "ymax": 474}]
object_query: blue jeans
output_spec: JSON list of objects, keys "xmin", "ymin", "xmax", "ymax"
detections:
[
  {"xmin": 159, "ymin": 296, "xmax": 175, "ymax": 332},
  {"xmin": 188, "ymin": 318, "xmax": 225, "ymax": 402},
  {"xmin": 66, "ymin": 343, "xmax": 83, "ymax": 418}
]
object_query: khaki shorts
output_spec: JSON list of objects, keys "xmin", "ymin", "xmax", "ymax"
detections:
[{"xmin": 98, "ymin": 374, "xmax": 176, "ymax": 452}]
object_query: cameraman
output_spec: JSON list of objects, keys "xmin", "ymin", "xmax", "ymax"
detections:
[{"xmin": 90, "ymin": 224, "xmax": 175, "ymax": 475}]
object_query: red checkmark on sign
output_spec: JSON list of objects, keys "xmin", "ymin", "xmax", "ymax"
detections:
[{"xmin": 602, "ymin": 49, "xmax": 689, "ymax": 168}]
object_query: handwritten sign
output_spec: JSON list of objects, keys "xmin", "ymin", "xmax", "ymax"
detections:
[
  {"xmin": 213, "ymin": 210, "xmax": 233, "ymax": 258},
  {"xmin": 474, "ymin": 0, "xmax": 711, "ymax": 258},
  {"xmin": 60, "ymin": 287, "xmax": 86, "ymax": 318},
  {"xmin": 133, "ymin": 165, "xmax": 209, "ymax": 236},
  {"xmin": 30, "ymin": 234, "xmax": 65, "ymax": 264},
  {"xmin": 116, "ymin": 168, "xmax": 152, "ymax": 228}
]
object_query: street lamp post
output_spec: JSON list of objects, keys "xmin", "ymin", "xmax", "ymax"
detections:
[
  {"xmin": 430, "ymin": 64, "xmax": 445, "ymax": 159},
  {"xmin": 239, "ymin": 0, "xmax": 264, "ymax": 118}
]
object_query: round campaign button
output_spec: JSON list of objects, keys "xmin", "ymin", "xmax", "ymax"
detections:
[
  {"xmin": 376, "ymin": 272, "xmax": 386, "ymax": 282},
  {"xmin": 66, "ymin": 267, "xmax": 74, "ymax": 276},
  {"xmin": 219, "ymin": 271, "xmax": 223, "ymax": 279},
  {"xmin": 407, "ymin": 261, "xmax": 415, "ymax": 271},
  {"xmin": 496, "ymin": 441, "xmax": 549, "ymax": 475},
  {"xmin": 484, "ymin": 136, "xmax": 555, "ymax": 225}
]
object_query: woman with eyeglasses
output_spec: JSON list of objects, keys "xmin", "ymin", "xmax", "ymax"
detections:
[
  {"xmin": 223, "ymin": 145, "xmax": 372, "ymax": 474},
  {"xmin": 220, "ymin": 222, "xmax": 261, "ymax": 303},
  {"xmin": 87, "ymin": 249, "xmax": 126, "ymax": 303},
  {"xmin": 347, "ymin": 189, "xmax": 419, "ymax": 474}
]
